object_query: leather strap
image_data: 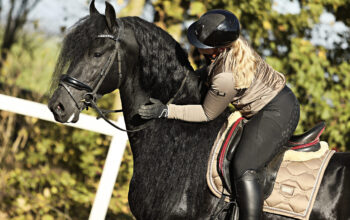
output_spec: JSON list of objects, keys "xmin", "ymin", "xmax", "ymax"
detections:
[{"xmin": 60, "ymin": 75, "xmax": 93, "ymax": 92}]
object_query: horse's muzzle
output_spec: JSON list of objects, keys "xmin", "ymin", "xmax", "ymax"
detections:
[{"xmin": 48, "ymin": 92, "xmax": 80, "ymax": 123}]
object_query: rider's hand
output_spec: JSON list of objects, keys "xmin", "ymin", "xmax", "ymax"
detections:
[{"xmin": 138, "ymin": 98, "xmax": 168, "ymax": 119}]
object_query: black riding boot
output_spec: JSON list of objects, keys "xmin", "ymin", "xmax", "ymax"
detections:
[{"xmin": 234, "ymin": 170, "xmax": 263, "ymax": 220}]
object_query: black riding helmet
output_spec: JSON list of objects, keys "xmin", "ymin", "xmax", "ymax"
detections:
[{"xmin": 187, "ymin": 9, "xmax": 240, "ymax": 49}]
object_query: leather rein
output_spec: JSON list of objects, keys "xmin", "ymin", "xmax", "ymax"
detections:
[{"xmin": 59, "ymin": 19, "xmax": 188, "ymax": 133}]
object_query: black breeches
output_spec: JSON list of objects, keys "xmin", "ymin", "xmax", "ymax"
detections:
[{"xmin": 232, "ymin": 86, "xmax": 300, "ymax": 178}]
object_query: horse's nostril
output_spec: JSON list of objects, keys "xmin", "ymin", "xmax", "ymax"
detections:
[{"xmin": 56, "ymin": 103, "xmax": 65, "ymax": 114}]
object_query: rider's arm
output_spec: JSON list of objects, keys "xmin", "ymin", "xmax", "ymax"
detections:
[{"xmin": 167, "ymin": 72, "xmax": 236, "ymax": 122}]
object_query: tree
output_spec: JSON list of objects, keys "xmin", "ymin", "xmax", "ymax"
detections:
[{"xmin": 0, "ymin": 0, "xmax": 41, "ymax": 70}]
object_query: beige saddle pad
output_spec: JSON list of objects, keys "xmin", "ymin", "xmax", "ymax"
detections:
[{"xmin": 207, "ymin": 112, "xmax": 335, "ymax": 220}]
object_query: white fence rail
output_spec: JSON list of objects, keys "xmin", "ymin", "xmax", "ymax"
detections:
[{"xmin": 0, "ymin": 94, "xmax": 128, "ymax": 220}]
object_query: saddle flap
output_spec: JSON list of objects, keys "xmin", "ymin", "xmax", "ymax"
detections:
[
  {"xmin": 217, "ymin": 117, "xmax": 244, "ymax": 194},
  {"xmin": 206, "ymin": 111, "xmax": 242, "ymax": 201},
  {"xmin": 261, "ymin": 152, "xmax": 285, "ymax": 199}
]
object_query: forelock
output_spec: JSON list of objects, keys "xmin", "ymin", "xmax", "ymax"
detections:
[{"xmin": 49, "ymin": 14, "xmax": 107, "ymax": 94}]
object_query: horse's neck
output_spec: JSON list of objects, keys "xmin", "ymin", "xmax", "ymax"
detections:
[
  {"xmin": 120, "ymin": 63, "xmax": 230, "ymax": 214},
  {"xmin": 119, "ymin": 71, "xmax": 149, "ymax": 130},
  {"xmin": 119, "ymin": 67, "xmax": 200, "ymax": 130}
]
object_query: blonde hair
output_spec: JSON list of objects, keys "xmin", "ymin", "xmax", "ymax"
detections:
[{"xmin": 209, "ymin": 36, "xmax": 257, "ymax": 89}]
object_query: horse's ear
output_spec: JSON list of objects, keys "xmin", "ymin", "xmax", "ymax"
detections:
[
  {"xmin": 105, "ymin": 1, "xmax": 118, "ymax": 32},
  {"xmin": 89, "ymin": 0, "xmax": 100, "ymax": 16}
]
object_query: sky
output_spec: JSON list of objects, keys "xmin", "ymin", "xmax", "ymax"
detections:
[
  {"xmin": 20, "ymin": 0, "xmax": 154, "ymax": 35},
  {"xmin": 1, "ymin": 0, "xmax": 349, "ymax": 49},
  {"xmin": 272, "ymin": 0, "xmax": 349, "ymax": 49},
  {"xmin": 25, "ymin": 0, "xmax": 123, "ymax": 34}
]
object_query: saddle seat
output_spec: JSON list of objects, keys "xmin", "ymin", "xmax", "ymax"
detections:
[{"xmin": 217, "ymin": 115, "xmax": 326, "ymax": 199}]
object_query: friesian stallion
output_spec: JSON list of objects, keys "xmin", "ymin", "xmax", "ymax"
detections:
[{"xmin": 48, "ymin": 1, "xmax": 350, "ymax": 219}]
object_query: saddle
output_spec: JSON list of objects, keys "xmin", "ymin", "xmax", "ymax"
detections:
[{"xmin": 207, "ymin": 112, "xmax": 326, "ymax": 201}]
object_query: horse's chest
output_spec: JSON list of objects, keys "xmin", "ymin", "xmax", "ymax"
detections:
[{"xmin": 128, "ymin": 169, "xmax": 195, "ymax": 219}]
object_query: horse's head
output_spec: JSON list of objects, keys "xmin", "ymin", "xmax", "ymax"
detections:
[
  {"xmin": 49, "ymin": 0, "xmax": 202, "ymax": 127},
  {"xmin": 48, "ymin": 1, "xmax": 135, "ymax": 123}
]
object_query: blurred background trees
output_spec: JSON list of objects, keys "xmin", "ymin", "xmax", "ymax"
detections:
[
  {"xmin": 0, "ymin": 0, "xmax": 349, "ymax": 219},
  {"xmin": 0, "ymin": 0, "xmax": 41, "ymax": 69}
]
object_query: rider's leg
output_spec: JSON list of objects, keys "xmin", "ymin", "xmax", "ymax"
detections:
[
  {"xmin": 234, "ymin": 169, "xmax": 263, "ymax": 220},
  {"xmin": 231, "ymin": 86, "xmax": 300, "ymax": 220}
]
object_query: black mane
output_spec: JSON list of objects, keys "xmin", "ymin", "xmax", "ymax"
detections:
[{"xmin": 122, "ymin": 17, "xmax": 202, "ymax": 105}]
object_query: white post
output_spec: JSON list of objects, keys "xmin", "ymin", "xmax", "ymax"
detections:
[
  {"xmin": 0, "ymin": 94, "xmax": 117, "ymax": 136},
  {"xmin": 89, "ymin": 120, "xmax": 128, "ymax": 220}
]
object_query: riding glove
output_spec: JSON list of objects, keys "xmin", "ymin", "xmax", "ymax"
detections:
[{"xmin": 138, "ymin": 98, "xmax": 168, "ymax": 119}]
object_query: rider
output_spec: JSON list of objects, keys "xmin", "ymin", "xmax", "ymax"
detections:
[{"xmin": 138, "ymin": 9, "xmax": 300, "ymax": 220}]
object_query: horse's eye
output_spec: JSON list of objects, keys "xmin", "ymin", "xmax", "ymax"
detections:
[{"xmin": 94, "ymin": 52, "xmax": 102, "ymax": 57}]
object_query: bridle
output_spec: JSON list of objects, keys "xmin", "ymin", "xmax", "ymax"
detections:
[
  {"xmin": 59, "ymin": 18, "xmax": 133, "ymax": 132},
  {"xmin": 59, "ymin": 18, "xmax": 189, "ymax": 133}
]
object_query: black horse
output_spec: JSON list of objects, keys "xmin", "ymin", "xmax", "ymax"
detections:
[{"xmin": 48, "ymin": 1, "xmax": 350, "ymax": 219}]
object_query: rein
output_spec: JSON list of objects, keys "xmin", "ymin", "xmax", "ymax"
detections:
[{"xmin": 59, "ymin": 18, "xmax": 189, "ymax": 133}]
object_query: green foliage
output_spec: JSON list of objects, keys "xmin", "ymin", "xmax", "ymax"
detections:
[
  {"xmin": 1, "ymin": 31, "xmax": 58, "ymax": 94},
  {"xmin": 0, "ymin": 112, "xmax": 134, "ymax": 219},
  {"xmin": 118, "ymin": 0, "xmax": 146, "ymax": 17}
]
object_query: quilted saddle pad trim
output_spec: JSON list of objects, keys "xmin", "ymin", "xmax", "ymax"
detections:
[{"xmin": 263, "ymin": 146, "xmax": 335, "ymax": 220}]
